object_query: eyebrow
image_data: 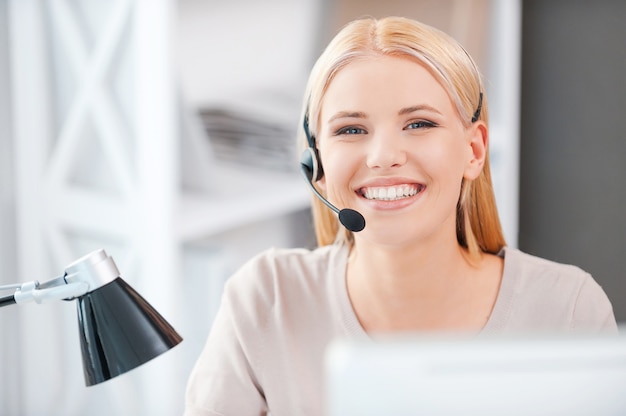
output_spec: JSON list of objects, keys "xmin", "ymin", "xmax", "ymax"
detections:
[
  {"xmin": 328, "ymin": 111, "xmax": 368, "ymax": 123},
  {"xmin": 398, "ymin": 104, "xmax": 442, "ymax": 116},
  {"xmin": 328, "ymin": 104, "xmax": 442, "ymax": 123}
]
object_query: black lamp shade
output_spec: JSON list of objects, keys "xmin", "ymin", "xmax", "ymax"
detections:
[{"xmin": 76, "ymin": 277, "xmax": 183, "ymax": 386}]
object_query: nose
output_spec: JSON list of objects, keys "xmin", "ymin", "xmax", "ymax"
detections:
[{"xmin": 366, "ymin": 133, "xmax": 407, "ymax": 170}]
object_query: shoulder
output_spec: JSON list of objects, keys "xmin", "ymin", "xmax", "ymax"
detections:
[
  {"xmin": 240, "ymin": 243, "xmax": 344, "ymax": 275},
  {"xmin": 499, "ymin": 248, "xmax": 617, "ymax": 332},
  {"xmin": 503, "ymin": 247, "xmax": 590, "ymax": 284},
  {"xmin": 502, "ymin": 247, "xmax": 596, "ymax": 295},
  {"xmin": 231, "ymin": 243, "xmax": 345, "ymax": 287},
  {"xmin": 223, "ymin": 243, "xmax": 347, "ymax": 314}
]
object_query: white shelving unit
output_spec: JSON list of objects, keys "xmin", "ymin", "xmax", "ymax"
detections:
[{"xmin": 5, "ymin": 0, "xmax": 312, "ymax": 414}]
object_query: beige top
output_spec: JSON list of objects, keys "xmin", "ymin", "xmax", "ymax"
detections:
[{"xmin": 184, "ymin": 244, "xmax": 617, "ymax": 416}]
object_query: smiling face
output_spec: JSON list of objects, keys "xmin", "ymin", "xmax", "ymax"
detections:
[{"xmin": 316, "ymin": 54, "xmax": 486, "ymax": 249}]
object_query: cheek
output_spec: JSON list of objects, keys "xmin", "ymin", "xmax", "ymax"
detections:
[
  {"xmin": 318, "ymin": 143, "xmax": 359, "ymax": 194},
  {"xmin": 418, "ymin": 141, "xmax": 467, "ymax": 181}
]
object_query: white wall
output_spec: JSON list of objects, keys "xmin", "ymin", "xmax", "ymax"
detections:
[
  {"xmin": 176, "ymin": 0, "xmax": 320, "ymax": 114},
  {"xmin": 487, "ymin": 0, "xmax": 521, "ymax": 247},
  {"xmin": 0, "ymin": 0, "xmax": 19, "ymax": 413},
  {"xmin": 0, "ymin": 3, "xmax": 14, "ymax": 261},
  {"xmin": 0, "ymin": 0, "xmax": 15, "ymax": 276}
]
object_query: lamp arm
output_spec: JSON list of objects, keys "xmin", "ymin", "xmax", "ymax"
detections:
[
  {"xmin": 0, "ymin": 277, "xmax": 89, "ymax": 307},
  {"xmin": 0, "ymin": 249, "xmax": 121, "ymax": 309}
]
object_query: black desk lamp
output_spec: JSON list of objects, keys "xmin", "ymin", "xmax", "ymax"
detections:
[{"xmin": 0, "ymin": 249, "xmax": 183, "ymax": 386}]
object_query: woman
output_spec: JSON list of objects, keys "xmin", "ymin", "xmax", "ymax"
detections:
[{"xmin": 184, "ymin": 16, "xmax": 616, "ymax": 416}]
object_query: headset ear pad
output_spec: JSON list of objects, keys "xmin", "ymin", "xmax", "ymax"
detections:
[{"xmin": 300, "ymin": 147, "xmax": 324, "ymax": 182}]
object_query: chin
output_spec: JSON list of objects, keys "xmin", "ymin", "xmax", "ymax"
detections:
[{"xmin": 357, "ymin": 223, "xmax": 422, "ymax": 248}]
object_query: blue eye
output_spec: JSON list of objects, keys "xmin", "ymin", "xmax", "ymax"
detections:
[
  {"xmin": 336, "ymin": 126, "xmax": 366, "ymax": 135},
  {"xmin": 406, "ymin": 120, "xmax": 436, "ymax": 130}
]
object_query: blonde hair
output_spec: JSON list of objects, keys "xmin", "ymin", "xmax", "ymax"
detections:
[{"xmin": 299, "ymin": 16, "xmax": 506, "ymax": 259}]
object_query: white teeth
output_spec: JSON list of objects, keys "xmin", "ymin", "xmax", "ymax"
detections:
[{"xmin": 363, "ymin": 185, "xmax": 420, "ymax": 201}]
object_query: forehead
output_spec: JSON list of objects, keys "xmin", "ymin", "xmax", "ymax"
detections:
[{"xmin": 320, "ymin": 55, "xmax": 455, "ymax": 121}]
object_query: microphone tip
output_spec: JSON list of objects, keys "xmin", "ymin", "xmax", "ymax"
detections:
[{"xmin": 339, "ymin": 209, "xmax": 366, "ymax": 232}]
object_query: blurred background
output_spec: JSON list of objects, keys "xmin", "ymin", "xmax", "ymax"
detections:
[{"xmin": 0, "ymin": 0, "xmax": 624, "ymax": 415}]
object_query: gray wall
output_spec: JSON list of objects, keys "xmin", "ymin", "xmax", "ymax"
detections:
[{"xmin": 520, "ymin": 0, "xmax": 626, "ymax": 322}]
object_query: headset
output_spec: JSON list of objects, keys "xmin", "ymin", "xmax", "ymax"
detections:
[{"xmin": 299, "ymin": 110, "xmax": 366, "ymax": 232}]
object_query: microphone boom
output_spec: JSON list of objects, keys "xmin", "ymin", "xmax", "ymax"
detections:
[{"xmin": 300, "ymin": 159, "xmax": 366, "ymax": 232}]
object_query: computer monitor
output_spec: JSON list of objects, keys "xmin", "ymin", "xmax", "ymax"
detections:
[{"xmin": 326, "ymin": 331, "xmax": 626, "ymax": 416}]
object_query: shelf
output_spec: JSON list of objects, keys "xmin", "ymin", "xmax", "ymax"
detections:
[{"xmin": 176, "ymin": 163, "xmax": 311, "ymax": 241}]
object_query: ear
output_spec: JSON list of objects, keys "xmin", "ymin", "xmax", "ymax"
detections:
[{"xmin": 463, "ymin": 121, "xmax": 488, "ymax": 180}]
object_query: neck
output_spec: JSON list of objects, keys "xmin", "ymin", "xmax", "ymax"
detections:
[
  {"xmin": 349, "ymin": 236, "xmax": 473, "ymax": 291},
  {"xmin": 345, "ymin": 236, "xmax": 490, "ymax": 332}
]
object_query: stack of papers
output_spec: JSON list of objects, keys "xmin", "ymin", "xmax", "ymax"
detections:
[{"xmin": 198, "ymin": 102, "xmax": 299, "ymax": 172}]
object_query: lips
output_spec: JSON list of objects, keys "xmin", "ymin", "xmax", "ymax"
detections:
[{"xmin": 358, "ymin": 184, "xmax": 424, "ymax": 201}]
